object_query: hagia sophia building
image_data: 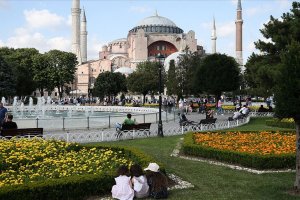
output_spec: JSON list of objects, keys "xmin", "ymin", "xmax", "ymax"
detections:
[{"xmin": 72, "ymin": 0, "xmax": 243, "ymax": 95}]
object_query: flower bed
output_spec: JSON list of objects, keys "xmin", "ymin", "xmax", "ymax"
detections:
[
  {"xmin": 0, "ymin": 138, "xmax": 159, "ymax": 200},
  {"xmin": 183, "ymin": 131, "xmax": 296, "ymax": 169}
]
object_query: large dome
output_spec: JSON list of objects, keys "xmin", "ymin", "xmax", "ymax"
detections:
[
  {"xmin": 129, "ymin": 14, "xmax": 183, "ymax": 34},
  {"xmin": 137, "ymin": 15, "xmax": 177, "ymax": 27}
]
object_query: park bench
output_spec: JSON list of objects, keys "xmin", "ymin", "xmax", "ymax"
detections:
[
  {"xmin": 199, "ymin": 118, "xmax": 217, "ymax": 124},
  {"xmin": 0, "ymin": 128, "xmax": 43, "ymax": 138},
  {"xmin": 117, "ymin": 123, "xmax": 151, "ymax": 138}
]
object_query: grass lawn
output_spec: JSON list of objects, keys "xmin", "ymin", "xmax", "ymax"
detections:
[{"xmin": 87, "ymin": 117, "xmax": 298, "ymax": 200}]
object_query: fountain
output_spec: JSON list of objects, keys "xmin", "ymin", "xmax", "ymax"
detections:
[{"xmin": 1, "ymin": 97, "xmax": 6, "ymax": 106}]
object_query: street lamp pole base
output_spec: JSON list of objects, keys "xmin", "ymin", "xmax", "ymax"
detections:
[{"xmin": 158, "ymin": 121, "xmax": 164, "ymax": 137}]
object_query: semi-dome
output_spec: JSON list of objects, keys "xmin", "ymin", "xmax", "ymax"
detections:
[
  {"xmin": 114, "ymin": 67, "xmax": 133, "ymax": 75},
  {"xmin": 163, "ymin": 51, "xmax": 184, "ymax": 71},
  {"xmin": 129, "ymin": 14, "xmax": 183, "ymax": 34}
]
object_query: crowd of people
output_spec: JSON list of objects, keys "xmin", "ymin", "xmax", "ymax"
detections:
[{"xmin": 112, "ymin": 163, "xmax": 168, "ymax": 200}]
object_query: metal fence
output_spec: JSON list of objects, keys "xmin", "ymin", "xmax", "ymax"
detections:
[{"xmin": 1, "ymin": 112, "xmax": 274, "ymax": 143}]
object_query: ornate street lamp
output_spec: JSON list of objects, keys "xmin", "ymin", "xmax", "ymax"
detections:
[{"xmin": 156, "ymin": 53, "xmax": 165, "ymax": 137}]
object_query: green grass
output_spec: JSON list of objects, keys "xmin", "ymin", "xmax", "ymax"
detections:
[{"xmin": 86, "ymin": 117, "xmax": 298, "ymax": 200}]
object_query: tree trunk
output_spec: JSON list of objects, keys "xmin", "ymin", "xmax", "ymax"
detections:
[{"xmin": 295, "ymin": 119, "xmax": 300, "ymax": 190}]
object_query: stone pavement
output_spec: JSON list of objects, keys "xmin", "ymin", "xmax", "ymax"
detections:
[{"xmin": 44, "ymin": 112, "xmax": 231, "ymax": 136}]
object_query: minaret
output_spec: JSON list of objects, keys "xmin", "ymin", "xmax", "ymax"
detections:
[
  {"xmin": 211, "ymin": 16, "xmax": 217, "ymax": 54},
  {"xmin": 235, "ymin": 0, "xmax": 243, "ymax": 67},
  {"xmin": 71, "ymin": 0, "xmax": 81, "ymax": 64},
  {"xmin": 80, "ymin": 7, "xmax": 87, "ymax": 63}
]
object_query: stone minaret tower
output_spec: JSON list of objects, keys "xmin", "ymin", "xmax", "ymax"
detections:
[
  {"xmin": 235, "ymin": 0, "xmax": 243, "ymax": 67},
  {"xmin": 72, "ymin": 0, "xmax": 81, "ymax": 64},
  {"xmin": 80, "ymin": 7, "xmax": 87, "ymax": 63},
  {"xmin": 211, "ymin": 17, "xmax": 217, "ymax": 54}
]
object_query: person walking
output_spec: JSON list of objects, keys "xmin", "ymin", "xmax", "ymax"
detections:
[{"xmin": 0, "ymin": 102, "xmax": 8, "ymax": 126}]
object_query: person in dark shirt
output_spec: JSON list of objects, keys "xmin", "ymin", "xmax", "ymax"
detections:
[{"xmin": 1, "ymin": 114, "xmax": 18, "ymax": 130}]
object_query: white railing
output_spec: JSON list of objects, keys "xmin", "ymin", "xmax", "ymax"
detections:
[{"xmin": 0, "ymin": 112, "xmax": 273, "ymax": 143}]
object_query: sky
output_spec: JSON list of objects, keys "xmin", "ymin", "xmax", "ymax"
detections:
[{"xmin": 0, "ymin": 0, "xmax": 294, "ymax": 63}]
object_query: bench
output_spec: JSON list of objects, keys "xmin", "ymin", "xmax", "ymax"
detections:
[
  {"xmin": 199, "ymin": 118, "xmax": 217, "ymax": 124},
  {"xmin": 117, "ymin": 123, "xmax": 151, "ymax": 138},
  {"xmin": 1, "ymin": 128, "xmax": 44, "ymax": 138}
]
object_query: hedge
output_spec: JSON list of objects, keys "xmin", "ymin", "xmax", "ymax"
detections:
[
  {"xmin": 266, "ymin": 119, "xmax": 295, "ymax": 129},
  {"xmin": 0, "ymin": 144, "xmax": 161, "ymax": 200},
  {"xmin": 182, "ymin": 132, "xmax": 295, "ymax": 170}
]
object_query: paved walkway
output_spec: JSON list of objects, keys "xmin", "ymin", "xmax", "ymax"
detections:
[{"xmin": 44, "ymin": 112, "xmax": 231, "ymax": 135}]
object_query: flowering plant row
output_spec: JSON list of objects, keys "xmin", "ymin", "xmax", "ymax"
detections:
[
  {"xmin": 0, "ymin": 138, "xmax": 133, "ymax": 188},
  {"xmin": 183, "ymin": 131, "xmax": 295, "ymax": 169},
  {"xmin": 193, "ymin": 131, "xmax": 295, "ymax": 155}
]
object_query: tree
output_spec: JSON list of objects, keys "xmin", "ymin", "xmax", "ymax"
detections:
[
  {"xmin": 244, "ymin": 53, "xmax": 278, "ymax": 97},
  {"xmin": 176, "ymin": 51, "xmax": 202, "ymax": 99},
  {"xmin": 166, "ymin": 59, "xmax": 177, "ymax": 96},
  {"xmin": 274, "ymin": 41, "xmax": 300, "ymax": 189},
  {"xmin": 245, "ymin": 2, "xmax": 300, "ymax": 96},
  {"xmin": 195, "ymin": 53, "xmax": 241, "ymax": 104},
  {"xmin": 1, "ymin": 48, "xmax": 39, "ymax": 97},
  {"xmin": 127, "ymin": 61, "xmax": 164, "ymax": 105},
  {"xmin": 32, "ymin": 53, "xmax": 55, "ymax": 96},
  {"xmin": 93, "ymin": 71, "xmax": 127, "ymax": 101},
  {"xmin": 46, "ymin": 50, "xmax": 78, "ymax": 99},
  {"xmin": 0, "ymin": 55, "xmax": 16, "ymax": 97},
  {"xmin": 245, "ymin": 2, "xmax": 300, "ymax": 190}
]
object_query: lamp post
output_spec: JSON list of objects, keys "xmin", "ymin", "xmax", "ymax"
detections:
[{"xmin": 156, "ymin": 54, "xmax": 165, "ymax": 137}]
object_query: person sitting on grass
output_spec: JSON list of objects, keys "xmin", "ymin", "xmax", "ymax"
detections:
[
  {"xmin": 111, "ymin": 165, "xmax": 134, "ymax": 200},
  {"xmin": 130, "ymin": 164, "xmax": 149, "ymax": 198},
  {"xmin": 144, "ymin": 163, "xmax": 168, "ymax": 199}
]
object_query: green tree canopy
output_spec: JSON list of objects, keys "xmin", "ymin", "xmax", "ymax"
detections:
[
  {"xmin": 93, "ymin": 71, "xmax": 127, "ymax": 100},
  {"xmin": 127, "ymin": 61, "xmax": 164, "ymax": 104},
  {"xmin": 0, "ymin": 55, "xmax": 16, "ymax": 97},
  {"xmin": 32, "ymin": 53, "xmax": 55, "ymax": 96},
  {"xmin": 195, "ymin": 53, "xmax": 241, "ymax": 103},
  {"xmin": 245, "ymin": 2, "xmax": 300, "ymax": 96},
  {"xmin": 0, "ymin": 48, "xmax": 39, "ymax": 97},
  {"xmin": 46, "ymin": 50, "xmax": 78, "ymax": 99},
  {"xmin": 166, "ymin": 59, "xmax": 177, "ymax": 96}
]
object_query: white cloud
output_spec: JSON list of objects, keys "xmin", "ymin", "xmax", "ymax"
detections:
[
  {"xmin": 24, "ymin": 9, "xmax": 67, "ymax": 29},
  {"xmin": 129, "ymin": 6, "xmax": 151, "ymax": 13},
  {"xmin": 201, "ymin": 21, "xmax": 235, "ymax": 38},
  {"xmin": 218, "ymin": 22, "xmax": 235, "ymax": 38},
  {"xmin": 87, "ymin": 36, "xmax": 106, "ymax": 60},
  {"xmin": 3, "ymin": 30, "xmax": 70, "ymax": 53},
  {"xmin": 47, "ymin": 37, "xmax": 70, "ymax": 51}
]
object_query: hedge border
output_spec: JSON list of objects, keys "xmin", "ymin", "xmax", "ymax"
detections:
[
  {"xmin": 266, "ymin": 119, "xmax": 296, "ymax": 129},
  {"xmin": 182, "ymin": 131, "xmax": 295, "ymax": 170},
  {"xmin": 0, "ymin": 143, "xmax": 161, "ymax": 200}
]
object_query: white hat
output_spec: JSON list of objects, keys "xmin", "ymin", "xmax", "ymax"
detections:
[{"xmin": 144, "ymin": 163, "xmax": 159, "ymax": 172}]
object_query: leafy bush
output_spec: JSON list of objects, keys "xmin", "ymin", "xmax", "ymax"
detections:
[
  {"xmin": 266, "ymin": 118, "xmax": 295, "ymax": 129},
  {"xmin": 0, "ymin": 141, "xmax": 161, "ymax": 200}
]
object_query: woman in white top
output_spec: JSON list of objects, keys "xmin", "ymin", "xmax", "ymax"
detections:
[
  {"xmin": 111, "ymin": 165, "xmax": 134, "ymax": 200},
  {"xmin": 130, "ymin": 164, "xmax": 149, "ymax": 198}
]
